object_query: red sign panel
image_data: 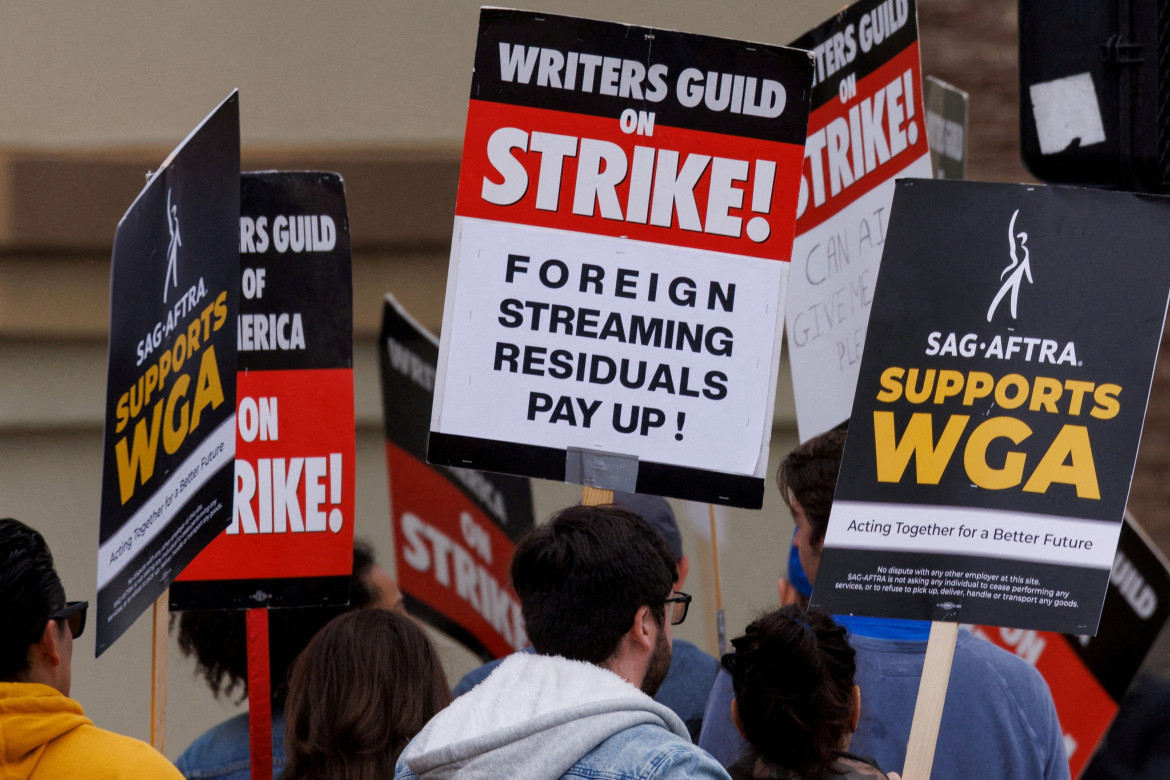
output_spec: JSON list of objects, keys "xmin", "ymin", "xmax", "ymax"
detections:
[
  {"xmin": 179, "ymin": 368, "xmax": 354, "ymax": 583},
  {"xmin": 388, "ymin": 442, "xmax": 526, "ymax": 658},
  {"xmin": 457, "ymin": 101, "xmax": 806, "ymax": 262},
  {"xmin": 171, "ymin": 172, "xmax": 355, "ymax": 610},
  {"xmin": 381, "ymin": 295, "xmax": 535, "ymax": 660}
]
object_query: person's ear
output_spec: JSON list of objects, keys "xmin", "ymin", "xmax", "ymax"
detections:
[
  {"xmin": 731, "ymin": 698, "xmax": 748, "ymax": 739},
  {"xmin": 778, "ymin": 577, "xmax": 801, "ymax": 607},
  {"xmin": 630, "ymin": 604, "xmax": 656, "ymax": 653},
  {"xmin": 675, "ymin": 556, "xmax": 690, "ymax": 590},
  {"xmin": 40, "ymin": 620, "xmax": 64, "ymax": 667},
  {"xmin": 850, "ymin": 684, "xmax": 861, "ymax": 733},
  {"xmin": 25, "ymin": 619, "xmax": 64, "ymax": 681}
]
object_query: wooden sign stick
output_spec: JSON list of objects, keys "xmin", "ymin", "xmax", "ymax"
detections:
[
  {"xmin": 581, "ymin": 486, "xmax": 614, "ymax": 506},
  {"xmin": 901, "ymin": 621, "xmax": 959, "ymax": 780},
  {"xmin": 149, "ymin": 590, "xmax": 169, "ymax": 753}
]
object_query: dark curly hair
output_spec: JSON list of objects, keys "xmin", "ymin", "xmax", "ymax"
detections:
[
  {"xmin": 776, "ymin": 425, "xmax": 848, "ymax": 550},
  {"xmin": 281, "ymin": 610, "xmax": 450, "ymax": 780},
  {"xmin": 724, "ymin": 606, "xmax": 857, "ymax": 780},
  {"xmin": 176, "ymin": 541, "xmax": 378, "ymax": 706}
]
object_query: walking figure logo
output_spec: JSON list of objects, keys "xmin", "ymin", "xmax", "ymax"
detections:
[
  {"xmin": 163, "ymin": 189, "xmax": 181, "ymax": 304},
  {"xmin": 986, "ymin": 208, "xmax": 1032, "ymax": 322}
]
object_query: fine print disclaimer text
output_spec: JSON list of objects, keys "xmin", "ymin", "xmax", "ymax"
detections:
[{"xmin": 840, "ymin": 565, "xmax": 1079, "ymax": 608}]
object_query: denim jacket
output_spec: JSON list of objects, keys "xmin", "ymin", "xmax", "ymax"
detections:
[
  {"xmin": 174, "ymin": 708, "xmax": 285, "ymax": 780},
  {"xmin": 396, "ymin": 653, "xmax": 729, "ymax": 780}
]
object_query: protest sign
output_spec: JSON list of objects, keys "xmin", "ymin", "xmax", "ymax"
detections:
[
  {"xmin": 813, "ymin": 179, "xmax": 1170, "ymax": 635},
  {"xmin": 382, "ymin": 295, "xmax": 536, "ymax": 660},
  {"xmin": 785, "ymin": 0, "xmax": 933, "ymax": 442},
  {"xmin": 171, "ymin": 172, "xmax": 355, "ymax": 611},
  {"xmin": 426, "ymin": 9, "xmax": 813, "ymax": 508},
  {"xmin": 96, "ymin": 92, "xmax": 240, "ymax": 656},
  {"xmin": 971, "ymin": 515, "xmax": 1170, "ymax": 777},
  {"xmin": 924, "ymin": 76, "xmax": 968, "ymax": 180}
]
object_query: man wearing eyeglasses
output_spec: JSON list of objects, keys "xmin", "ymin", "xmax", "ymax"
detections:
[
  {"xmin": 452, "ymin": 491, "xmax": 720, "ymax": 742},
  {"xmin": 396, "ymin": 503, "xmax": 730, "ymax": 780},
  {"xmin": 0, "ymin": 518, "xmax": 182, "ymax": 778}
]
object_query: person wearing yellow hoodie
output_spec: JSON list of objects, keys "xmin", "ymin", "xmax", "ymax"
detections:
[{"xmin": 0, "ymin": 517, "xmax": 182, "ymax": 779}]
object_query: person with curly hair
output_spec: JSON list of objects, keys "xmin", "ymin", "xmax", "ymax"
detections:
[
  {"xmin": 724, "ymin": 607, "xmax": 893, "ymax": 780},
  {"xmin": 700, "ymin": 428, "xmax": 1069, "ymax": 780}
]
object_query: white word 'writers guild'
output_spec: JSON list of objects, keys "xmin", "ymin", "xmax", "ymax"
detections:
[
  {"xmin": 986, "ymin": 208, "xmax": 1033, "ymax": 323},
  {"xmin": 163, "ymin": 188, "xmax": 182, "ymax": 304}
]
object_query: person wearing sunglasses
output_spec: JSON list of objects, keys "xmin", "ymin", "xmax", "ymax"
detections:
[
  {"xmin": 0, "ymin": 517, "xmax": 182, "ymax": 778},
  {"xmin": 396, "ymin": 503, "xmax": 730, "ymax": 780}
]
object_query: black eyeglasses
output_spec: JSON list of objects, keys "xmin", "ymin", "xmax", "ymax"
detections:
[
  {"xmin": 665, "ymin": 592, "xmax": 692, "ymax": 626},
  {"xmin": 50, "ymin": 601, "xmax": 88, "ymax": 639}
]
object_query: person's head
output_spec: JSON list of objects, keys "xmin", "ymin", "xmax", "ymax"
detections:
[
  {"xmin": 281, "ymin": 609, "xmax": 450, "ymax": 780},
  {"xmin": 0, "ymin": 518, "xmax": 86, "ymax": 696},
  {"xmin": 725, "ymin": 607, "xmax": 859, "ymax": 780},
  {"xmin": 776, "ymin": 427, "xmax": 847, "ymax": 584},
  {"xmin": 510, "ymin": 504, "xmax": 680, "ymax": 695},
  {"xmin": 177, "ymin": 540, "xmax": 394, "ymax": 706},
  {"xmin": 611, "ymin": 491, "xmax": 690, "ymax": 589}
]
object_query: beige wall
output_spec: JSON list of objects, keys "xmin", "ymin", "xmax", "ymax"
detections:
[
  {"xmin": 0, "ymin": 0, "xmax": 843, "ymax": 762},
  {"xmin": 0, "ymin": 0, "xmax": 838, "ymax": 148}
]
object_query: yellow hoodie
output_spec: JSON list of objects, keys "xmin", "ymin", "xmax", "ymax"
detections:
[{"xmin": 0, "ymin": 682, "xmax": 182, "ymax": 779}]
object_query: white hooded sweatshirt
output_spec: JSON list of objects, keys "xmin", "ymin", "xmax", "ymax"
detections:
[{"xmin": 395, "ymin": 653, "xmax": 729, "ymax": 780}]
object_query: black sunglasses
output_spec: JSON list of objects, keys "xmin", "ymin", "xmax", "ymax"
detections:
[{"xmin": 50, "ymin": 601, "xmax": 88, "ymax": 639}]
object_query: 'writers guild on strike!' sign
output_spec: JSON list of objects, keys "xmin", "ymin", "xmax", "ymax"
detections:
[
  {"xmin": 428, "ymin": 9, "xmax": 814, "ymax": 508},
  {"xmin": 814, "ymin": 180, "xmax": 1170, "ymax": 635},
  {"xmin": 171, "ymin": 172, "xmax": 357, "ymax": 612},
  {"xmin": 784, "ymin": 0, "xmax": 934, "ymax": 443}
]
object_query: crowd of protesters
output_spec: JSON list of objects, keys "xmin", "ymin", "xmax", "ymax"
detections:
[{"xmin": 12, "ymin": 427, "xmax": 1166, "ymax": 779}]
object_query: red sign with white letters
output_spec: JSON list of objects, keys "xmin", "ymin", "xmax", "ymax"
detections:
[
  {"xmin": 387, "ymin": 442, "xmax": 526, "ymax": 659},
  {"xmin": 457, "ymin": 102, "xmax": 805, "ymax": 261},
  {"xmin": 428, "ymin": 9, "xmax": 814, "ymax": 509},
  {"xmin": 171, "ymin": 172, "xmax": 355, "ymax": 610},
  {"xmin": 178, "ymin": 369, "xmax": 354, "ymax": 583},
  {"xmin": 784, "ymin": 0, "xmax": 934, "ymax": 443},
  {"xmin": 381, "ymin": 295, "xmax": 535, "ymax": 660}
]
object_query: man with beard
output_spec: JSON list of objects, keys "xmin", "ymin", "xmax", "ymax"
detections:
[
  {"xmin": 395, "ymin": 504, "xmax": 730, "ymax": 780},
  {"xmin": 452, "ymin": 492, "xmax": 719, "ymax": 743}
]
